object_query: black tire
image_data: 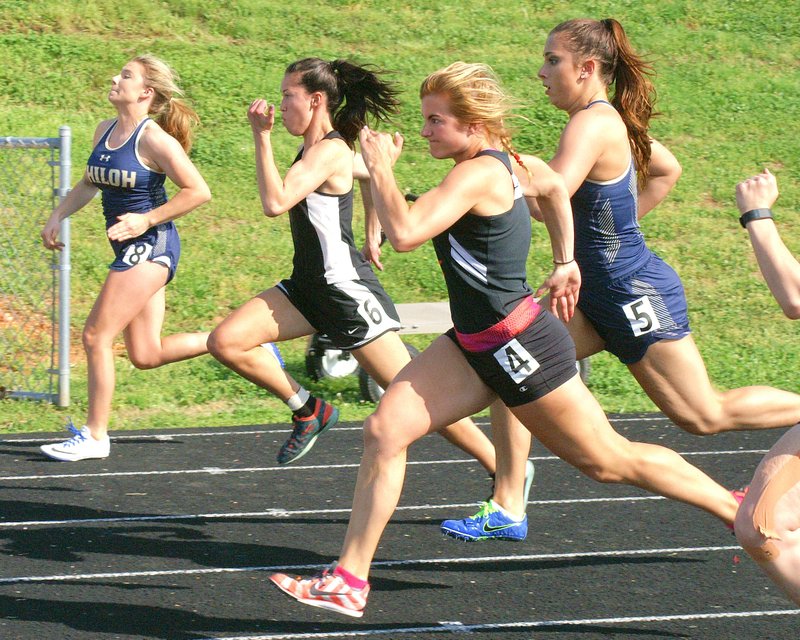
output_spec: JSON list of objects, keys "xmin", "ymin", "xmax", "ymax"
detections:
[
  {"xmin": 305, "ymin": 333, "xmax": 360, "ymax": 381},
  {"xmin": 359, "ymin": 342, "xmax": 420, "ymax": 402}
]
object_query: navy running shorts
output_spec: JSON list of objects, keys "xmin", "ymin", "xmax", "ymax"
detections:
[
  {"xmin": 108, "ymin": 220, "xmax": 180, "ymax": 284},
  {"xmin": 578, "ymin": 253, "xmax": 691, "ymax": 364},
  {"xmin": 278, "ymin": 276, "xmax": 401, "ymax": 350},
  {"xmin": 447, "ymin": 310, "xmax": 578, "ymax": 407}
]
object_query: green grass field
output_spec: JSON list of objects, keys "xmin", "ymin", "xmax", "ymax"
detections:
[{"xmin": 1, "ymin": 0, "xmax": 798, "ymax": 433}]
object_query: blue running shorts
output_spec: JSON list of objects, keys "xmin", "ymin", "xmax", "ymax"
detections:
[
  {"xmin": 108, "ymin": 221, "xmax": 180, "ymax": 284},
  {"xmin": 578, "ymin": 254, "xmax": 691, "ymax": 364}
]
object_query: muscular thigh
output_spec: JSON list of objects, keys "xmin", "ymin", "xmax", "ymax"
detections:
[
  {"xmin": 87, "ymin": 262, "xmax": 170, "ymax": 338},
  {"xmin": 352, "ymin": 331, "xmax": 410, "ymax": 389},
  {"xmin": 510, "ymin": 374, "xmax": 630, "ymax": 469},
  {"xmin": 375, "ymin": 335, "xmax": 495, "ymax": 436},
  {"xmin": 627, "ymin": 335, "xmax": 719, "ymax": 425},
  {"xmin": 214, "ymin": 286, "xmax": 315, "ymax": 348}
]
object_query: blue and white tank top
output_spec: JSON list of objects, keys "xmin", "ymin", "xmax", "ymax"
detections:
[
  {"xmin": 85, "ymin": 118, "xmax": 168, "ymax": 225},
  {"xmin": 571, "ymin": 101, "xmax": 652, "ymax": 284},
  {"xmin": 572, "ymin": 158, "xmax": 652, "ymax": 285}
]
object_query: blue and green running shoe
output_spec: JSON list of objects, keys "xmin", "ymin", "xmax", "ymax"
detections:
[{"xmin": 440, "ymin": 500, "xmax": 527, "ymax": 541}]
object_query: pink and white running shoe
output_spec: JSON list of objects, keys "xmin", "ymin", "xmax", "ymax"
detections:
[{"xmin": 270, "ymin": 562, "xmax": 369, "ymax": 618}]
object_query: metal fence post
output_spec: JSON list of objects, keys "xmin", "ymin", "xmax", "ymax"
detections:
[
  {"xmin": 57, "ymin": 126, "xmax": 71, "ymax": 407},
  {"xmin": 0, "ymin": 130, "xmax": 71, "ymax": 404}
]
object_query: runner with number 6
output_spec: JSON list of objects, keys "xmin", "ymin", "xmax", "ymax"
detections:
[{"xmin": 207, "ymin": 58, "xmax": 498, "ymax": 473}]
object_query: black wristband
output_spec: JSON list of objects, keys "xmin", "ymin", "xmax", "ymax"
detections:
[{"xmin": 739, "ymin": 208, "xmax": 773, "ymax": 228}]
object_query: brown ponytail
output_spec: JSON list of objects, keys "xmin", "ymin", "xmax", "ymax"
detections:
[{"xmin": 551, "ymin": 18, "xmax": 656, "ymax": 186}]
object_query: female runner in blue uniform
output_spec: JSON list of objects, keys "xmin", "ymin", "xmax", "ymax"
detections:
[
  {"xmin": 206, "ymin": 58, "xmax": 496, "ymax": 472},
  {"xmin": 39, "ymin": 54, "xmax": 212, "ymax": 462},
  {"xmin": 443, "ymin": 17, "xmax": 800, "ymax": 540},
  {"xmin": 268, "ymin": 61, "xmax": 741, "ymax": 618}
]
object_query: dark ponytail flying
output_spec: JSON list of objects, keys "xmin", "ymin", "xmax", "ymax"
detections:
[{"xmin": 285, "ymin": 57, "xmax": 400, "ymax": 147}]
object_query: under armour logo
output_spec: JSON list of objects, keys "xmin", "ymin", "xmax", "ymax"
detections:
[{"xmin": 99, "ymin": 154, "xmax": 111, "ymax": 162}]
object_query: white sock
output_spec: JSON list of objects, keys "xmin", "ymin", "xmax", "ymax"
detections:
[
  {"xmin": 489, "ymin": 499, "xmax": 524, "ymax": 522},
  {"xmin": 286, "ymin": 388, "xmax": 310, "ymax": 412}
]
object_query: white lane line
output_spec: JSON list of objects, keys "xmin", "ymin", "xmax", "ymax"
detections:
[
  {"xmin": 194, "ymin": 608, "xmax": 800, "ymax": 639},
  {"xmin": 0, "ymin": 495, "xmax": 666, "ymax": 529},
  {"xmin": 0, "ymin": 449, "xmax": 769, "ymax": 482},
  {"xmin": 0, "ymin": 428, "xmax": 360, "ymax": 444},
  {"xmin": 0, "ymin": 415, "xmax": 672, "ymax": 444},
  {"xmin": 0, "ymin": 544, "xmax": 741, "ymax": 585}
]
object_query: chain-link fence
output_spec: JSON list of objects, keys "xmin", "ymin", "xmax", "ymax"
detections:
[{"xmin": 0, "ymin": 127, "xmax": 71, "ymax": 406}]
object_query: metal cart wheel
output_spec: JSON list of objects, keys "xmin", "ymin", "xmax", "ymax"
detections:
[{"xmin": 305, "ymin": 333, "xmax": 360, "ymax": 381}]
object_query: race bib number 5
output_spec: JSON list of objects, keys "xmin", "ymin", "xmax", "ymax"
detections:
[
  {"xmin": 121, "ymin": 242, "xmax": 153, "ymax": 267},
  {"xmin": 493, "ymin": 338, "xmax": 540, "ymax": 384},
  {"xmin": 622, "ymin": 295, "xmax": 661, "ymax": 337}
]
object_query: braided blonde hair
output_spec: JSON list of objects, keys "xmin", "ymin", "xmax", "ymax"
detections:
[{"xmin": 420, "ymin": 62, "xmax": 528, "ymax": 173}]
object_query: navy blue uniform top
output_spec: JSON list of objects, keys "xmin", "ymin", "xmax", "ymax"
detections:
[
  {"xmin": 85, "ymin": 118, "xmax": 168, "ymax": 225},
  {"xmin": 287, "ymin": 131, "xmax": 375, "ymax": 286},
  {"xmin": 571, "ymin": 102, "xmax": 651, "ymax": 285},
  {"xmin": 432, "ymin": 150, "xmax": 534, "ymax": 337}
]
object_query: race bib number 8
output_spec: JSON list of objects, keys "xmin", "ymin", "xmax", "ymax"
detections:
[
  {"xmin": 493, "ymin": 338, "xmax": 540, "ymax": 384},
  {"xmin": 622, "ymin": 295, "xmax": 661, "ymax": 337},
  {"xmin": 121, "ymin": 242, "xmax": 153, "ymax": 267}
]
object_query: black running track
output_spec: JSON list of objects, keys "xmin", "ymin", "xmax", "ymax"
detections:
[{"xmin": 1, "ymin": 414, "xmax": 798, "ymax": 640}]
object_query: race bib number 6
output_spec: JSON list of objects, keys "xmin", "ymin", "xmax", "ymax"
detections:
[
  {"xmin": 622, "ymin": 295, "xmax": 661, "ymax": 337},
  {"xmin": 121, "ymin": 242, "xmax": 154, "ymax": 267},
  {"xmin": 493, "ymin": 338, "xmax": 540, "ymax": 384}
]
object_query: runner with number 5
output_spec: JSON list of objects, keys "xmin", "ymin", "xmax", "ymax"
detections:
[
  {"xmin": 207, "ymin": 58, "xmax": 497, "ymax": 472},
  {"xmin": 39, "ymin": 55, "xmax": 212, "ymax": 462},
  {"xmin": 448, "ymin": 18, "xmax": 800, "ymax": 538}
]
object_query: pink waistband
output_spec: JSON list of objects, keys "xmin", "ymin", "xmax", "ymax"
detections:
[{"xmin": 455, "ymin": 296, "xmax": 541, "ymax": 352}]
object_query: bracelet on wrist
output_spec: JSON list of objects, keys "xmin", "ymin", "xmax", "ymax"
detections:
[
  {"xmin": 739, "ymin": 208, "xmax": 773, "ymax": 228},
  {"xmin": 553, "ymin": 258, "xmax": 575, "ymax": 265}
]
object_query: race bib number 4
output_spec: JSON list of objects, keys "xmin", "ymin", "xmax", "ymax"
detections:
[
  {"xmin": 493, "ymin": 338, "xmax": 540, "ymax": 384},
  {"xmin": 622, "ymin": 295, "xmax": 661, "ymax": 337},
  {"xmin": 121, "ymin": 242, "xmax": 154, "ymax": 267}
]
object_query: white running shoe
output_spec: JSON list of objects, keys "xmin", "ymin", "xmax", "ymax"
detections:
[{"xmin": 40, "ymin": 422, "xmax": 110, "ymax": 462}]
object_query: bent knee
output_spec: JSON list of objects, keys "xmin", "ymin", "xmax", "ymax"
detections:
[
  {"xmin": 81, "ymin": 324, "xmax": 113, "ymax": 354},
  {"xmin": 127, "ymin": 352, "xmax": 160, "ymax": 370},
  {"xmin": 207, "ymin": 328, "xmax": 237, "ymax": 362},
  {"xmin": 735, "ymin": 519, "xmax": 782, "ymax": 563},
  {"xmin": 670, "ymin": 412, "xmax": 727, "ymax": 436},
  {"xmin": 362, "ymin": 412, "xmax": 414, "ymax": 455},
  {"xmin": 575, "ymin": 459, "xmax": 627, "ymax": 484},
  {"xmin": 734, "ymin": 510, "xmax": 761, "ymax": 550}
]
